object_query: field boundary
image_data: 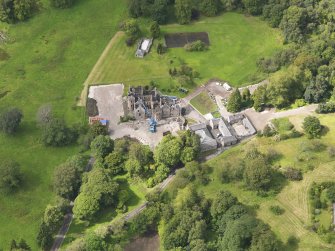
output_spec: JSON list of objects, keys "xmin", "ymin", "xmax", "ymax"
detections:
[{"xmin": 77, "ymin": 31, "xmax": 124, "ymax": 106}]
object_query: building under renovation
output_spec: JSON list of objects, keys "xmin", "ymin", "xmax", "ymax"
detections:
[{"xmin": 126, "ymin": 86, "xmax": 181, "ymax": 121}]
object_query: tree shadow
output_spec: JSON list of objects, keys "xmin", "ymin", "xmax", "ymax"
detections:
[
  {"xmin": 321, "ymin": 125, "xmax": 329, "ymax": 137},
  {"xmin": 115, "ymin": 177, "xmax": 141, "ymax": 207}
]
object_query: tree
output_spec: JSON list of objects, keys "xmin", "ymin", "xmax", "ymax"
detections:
[
  {"xmin": 302, "ymin": 116, "xmax": 322, "ymax": 139},
  {"xmin": 84, "ymin": 233, "xmax": 108, "ymax": 251},
  {"xmin": 175, "ymin": 0, "xmax": 193, "ymax": 24},
  {"xmin": 279, "ymin": 6, "xmax": 308, "ymax": 43},
  {"xmin": 215, "ymin": 204, "xmax": 248, "ymax": 234},
  {"xmin": 41, "ymin": 118, "xmax": 77, "ymax": 147},
  {"xmin": 53, "ymin": 155, "xmax": 88, "ymax": 200},
  {"xmin": 227, "ymin": 88, "xmax": 242, "ymax": 112},
  {"xmin": 250, "ymin": 223, "xmax": 280, "ymax": 251},
  {"xmin": 0, "ymin": 160, "xmax": 22, "ymax": 193},
  {"xmin": 89, "ymin": 122, "xmax": 108, "ymax": 138},
  {"xmin": 0, "ymin": 0, "xmax": 39, "ymax": 23},
  {"xmin": 157, "ymin": 42, "xmax": 165, "ymax": 54},
  {"xmin": 128, "ymin": 0, "xmax": 142, "ymax": 18},
  {"xmin": 150, "ymin": 21, "xmax": 160, "ymax": 38},
  {"xmin": 104, "ymin": 151, "xmax": 124, "ymax": 174},
  {"xmin": 73, "ymin": 168, "xmax": 119, "ymax": 220},
  {"xmin": 243, "ymin": 156, "xmax": 272, "ymax": 190},
  {"xmin": 252, "ymin": 85, "xmax": 267, "ymax": 111},
  {"xmin": 125, "ymin": 158, "xmax": 143, "ymax": 177},
  {"xmin": 151, "ymin": 0, "xmax": 168, "ymax": 24},
  {"xmin": 217, "ymin": 215, "xmax": 258, "ymax": 250},
  {"xmin": 220, "ymin": 0, "xmax": 241, "ymax": 11},
  {"xmin": 90, "ymin": 135, "xmax": 114, "ymax": 159},
  {"xmin": 43, "ymin": 205, "xmax": 63, "ymax": 232},
  {"xmin": 36, "ymin": 222, "xmax": 53, "ymax": 250},
  {"xmin": 50, "ymin": 0, "xmax": 74, "ymax": 8},
  {"xmin": 211, "ymin": 190, "xmax": 238, "ymax": 223},
  {"xmin": 128, "ymin": 142, "xmax": 153, "ymax": 167},
  {"xmin": 199, "ymin": 0, "xmax": 220, "ymax": 17},
  {"xmin": 266, "ymin": 66, "xmax": 304, "ymax": 108},
  {"xmin": 154, "ymin": 135, "xmax": 182, "ymax": 167},
  {"xmin": 10, "ymin": 238, "xmax": 31, "ymax": 251},
  {"xmin": 0, "ymin": 107, "xmax": 23, "ymax": 134},
  {"xmin": 242, "ymin": 0, "xmax": 266, "ymax": 15},
  {"xmin": 36, "ymin": 104, "xmax": 52, "ymax": 126},
  {"xmin": 326, "ymin": 185, "xmax": 335, "ymax": 202},
  {"xmin": 123, "ymin": 19, "xmax": 140, "ymax": 39},
  {"xmin": 241, "ymin": 88, "xmax": 251, "ymax": 103}
]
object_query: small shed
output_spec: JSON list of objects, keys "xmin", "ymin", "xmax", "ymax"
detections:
[
  {"xmin": 135, "ymin": 38, "xmax": 153, "ymax": 58},
  {"xmin": 223, "ymin": 83, "xmax": 232, "ymax": 91}
]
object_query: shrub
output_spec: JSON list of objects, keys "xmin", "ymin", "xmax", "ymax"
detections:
[
  {"xmin": 184, "ymin": 40, "xmax": 208, "ymax": 52},
  {"xmin": 316, "ymin": 102, "xmax": 335, "ymax": 114},
  {"xmin": 269, "ymin": 205, "xmax": 285, "ymax": 215},
  {"xmin": 272, "ymin": 118, "xmax": 294, "ymax": 132},
  {"xmin": 150, "ymin": 21, "xmax": 160, "ymax": 38},
  {"xmin": 262, "ymin": 124, "xmax": 275, "ymax": 137},
  {"xmin": 283, "ymin": 167, "xmax": 303, "ymax": 181},
  {"xmin": 328, "ymin": 146, "xmax": 335, "ymax": 157}
]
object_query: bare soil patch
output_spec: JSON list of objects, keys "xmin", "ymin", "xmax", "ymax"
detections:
[
  {"xmin": 165, "ymin": 32, "xmax": 210, "ymax": 48},
  {"xmin": 125, "ymin": 232, "xmax": 160, "ymax": 251}
]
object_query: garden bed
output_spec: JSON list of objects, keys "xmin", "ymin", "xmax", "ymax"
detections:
[{"xmin": 164, "ymin": 32, "xmax": 210, "ymax": 48}]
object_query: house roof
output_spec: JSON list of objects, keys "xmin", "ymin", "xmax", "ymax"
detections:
[
  {"xmin": 218, "ymin": 119, "xmax": 233, "ymax": 137},
  {"xmin": 189, "ymin": 123, "xmax": 207, "ymax": 132}
]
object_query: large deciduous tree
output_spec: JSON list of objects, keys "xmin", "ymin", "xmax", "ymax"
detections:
[
  {"xmin": 280, "ymin": 6, "xmax": 308, "ymax": 43},
  {"xmin": 199, "ymin": 0, "xmax": 220, "ymax": 17},
  {"xmin": 53, "ymin": 154, "xmax": 88, "ymax": 200},
  {"xmin": 243, "ymin": 156, "xmax": 272, "ymax": 190},
  {"xmin": 0, "ymin": 0, "xmax": 39, "ymax": 23},
  {"xmin": 90, "ymin": 135, "xmax": 114, "ymax": 160},
  {"xmin": 175, "ymin": 0, "xmax": 193, "ymax": 24},
  {"xmin": 0, "ymin": 160, "xmax": 22, "ymax": 193},
  {"xmin": 0, "ymin": 107, "xmax": 23, "ymax": 134},
  {"xmin": 41, "ymin": 118, "xmax": 77, "ymax": 147},
  {"xmin": 154, "ymin": 135, "xmax": 182, "ymax": 167},
  {"xmin": 73, "ymin": 168, "xmax": 119, "ymax": 220}
]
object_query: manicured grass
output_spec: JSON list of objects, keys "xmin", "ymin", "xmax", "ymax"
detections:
[
  {"xmin": 0, "ymin": 0, "xmax": 127, "ymax": 249},
  {"xmin": 190, "ymin": 91, "xmax": 217, "ymax": 115},
  {"xmin": 197, "ymin": 114, "xmax": 335, "ymax": 250},
  {"xmin": 80, "ymin": 12, "xmax": 283, "ymax": 104}
]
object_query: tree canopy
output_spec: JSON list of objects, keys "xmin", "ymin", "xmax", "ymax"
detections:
[
  {"xmin": 0, "ymin": 160, "xmax": 22, "ymax": 193},
  {"xmin": 0, "ymin": 107, "xmax": 23, "ymax": 134}
]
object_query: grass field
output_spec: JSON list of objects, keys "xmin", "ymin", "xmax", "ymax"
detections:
[
  {"xmin": 197, "ymin": 114, "xmax": 335, "ymax": 250},
  {"xmin": 79, "ymin": 12, "xmax": 283, "ymax": 105},
  {"xmin": 0, "ymin": 0, "xmax": 127, "ymax": 249},
  {"xmin": 190, "ymin": 91, "xmax": 217, "ymax": 114}
]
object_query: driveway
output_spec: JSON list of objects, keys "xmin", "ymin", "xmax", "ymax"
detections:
[{"xmin": 244, "ymin": 104, "xmax": 318, "ymax": 131}]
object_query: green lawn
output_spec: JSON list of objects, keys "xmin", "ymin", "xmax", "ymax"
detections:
[
  {"xmin": 190, "ymin": 91, "xmax": 217, "ymax": 115},
  {"xmin": 193, "ymin": 114, "xmax": 335, "ymax": 251},
  {"xmin": 80, "ymin": 12, "xmax": 283, "ymax": 104},
  {"xmin": 0, "ymin": 0, "xmax": 127, "ymax": 249}
]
